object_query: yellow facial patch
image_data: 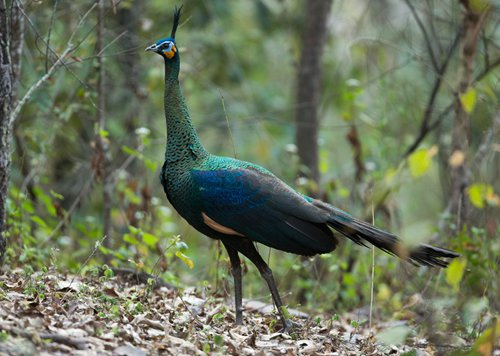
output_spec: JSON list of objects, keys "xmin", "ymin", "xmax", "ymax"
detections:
[{"xmin": 163, "ymin": 44, "xmax": 177, "ymax": 59}]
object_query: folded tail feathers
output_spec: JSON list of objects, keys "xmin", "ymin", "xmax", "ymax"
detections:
[{"xmin": 327, "ymin": 210, "xmax": 459, "ymax": 267}]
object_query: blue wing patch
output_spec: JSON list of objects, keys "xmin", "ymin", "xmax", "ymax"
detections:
[
  {"xmin": 190, "ymin": 168, "xmax": 337, "ymax": 256},
  {"xmin": 192, "ymin": 169, "xmax": 269, "ymax": 214}
]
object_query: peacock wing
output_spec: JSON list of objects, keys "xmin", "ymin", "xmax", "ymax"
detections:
[{"xmin": 190, "ymin": 166, "xmax": 337, "ymax": 255}]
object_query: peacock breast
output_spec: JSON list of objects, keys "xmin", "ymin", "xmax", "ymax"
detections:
[{"xmin": 162, "ymin": 161, "xmax": 204, "ymax": 224}]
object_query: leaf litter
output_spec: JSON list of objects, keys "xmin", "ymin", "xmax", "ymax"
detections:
[{"xmin": 0, "ymin": 269, "xmax": 464, "ymax": 355}]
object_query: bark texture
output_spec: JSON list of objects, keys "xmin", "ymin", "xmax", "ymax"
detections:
[
  {"xmin": 0, "ymin": 0, "xmax": 24, "ymax": 263},
  {"xmin": 449, "ymin": 1, "xmax": 488, "ymax": 229},
  {"xmin": 94, "ymin": 0, "xmax": 113, "ymax": 255},
  {"xmin": 294, "ymin": 0, "xmax": 332, "ymax": 197}
]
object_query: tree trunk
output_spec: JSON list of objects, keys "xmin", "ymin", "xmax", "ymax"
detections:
[
  {"xmin": 294, "ymin": 0, "xmax": 332, "ymax": 197},
  {"xmin": 448, "ymin": 1, "xmax": 488, "ymax": 230},
  {"xmin": 0, "ymin": 0, "xmax": 24, "ymax": 263},
  {"xmin": 294, "ymin": 0, "xmax": 332, "ymax": 304},
  {"xmin": 94, "ymin": 0, "xmax": 113, "ymax": 256}
]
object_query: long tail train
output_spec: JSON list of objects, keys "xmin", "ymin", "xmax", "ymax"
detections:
[{"xmin": 327, "ymin": 208, "xmax": 459, "ymax": 267}]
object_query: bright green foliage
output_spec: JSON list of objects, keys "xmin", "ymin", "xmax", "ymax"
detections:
[
  {"xmin": 407, "ymin": 146, "xmax": 437, "ymax": 178},
  {"xmin": 460, "ymin": 88, "xmax": 477, "ymax": 114},
  {"xmin": 468, "ymin": 183, "xmax": 498, "ymax": 209},
  {"xmin": 446, "ymin": 259, "xmax": 467, "ymax": 292}
]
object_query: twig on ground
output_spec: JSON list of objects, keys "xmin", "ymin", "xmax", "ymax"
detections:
[{"xmin": 0, "ymin": 324, "xmax": 89, "ymax": 350}]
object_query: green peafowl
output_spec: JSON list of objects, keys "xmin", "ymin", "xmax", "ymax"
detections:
[{"xmin": 146, "ymin": 8, "xmax": 459, "ymax": 330}]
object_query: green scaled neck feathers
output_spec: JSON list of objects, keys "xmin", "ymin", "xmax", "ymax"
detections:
[
  {"xmin": 163, "ymin": 54, "xmax": 208, "ymax": 164},
  {"xmin": 145, "ymin": 7, "xmax": 208, "ymax": 164}
]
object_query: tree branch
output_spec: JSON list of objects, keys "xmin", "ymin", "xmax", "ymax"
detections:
[
  {"xmin": 404, "ymin": 0, "xmax": 439, "ymax": 73},
  {"xmin": 0, "ymin": 324, "xmax": 89, "ymax": 350},
  {"xmin": 8, "ymin": 46, "xmax": 72, "ymax": 127},
  {"xmin": 403, "ymin": 29, "xmax": 462, "ymax": 157}
]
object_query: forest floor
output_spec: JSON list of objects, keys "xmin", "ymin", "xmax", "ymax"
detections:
[{"xmin": 0, "ymin": 268, "xmax": 472, "ymax": 355}]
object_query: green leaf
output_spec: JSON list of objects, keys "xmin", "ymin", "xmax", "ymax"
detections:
[
  {"xmin": 175, "ymin": 251, "xmax": 194, "ymax": 269},
  {"xmin": 22, "ymin": 200, "xmax": 35, "ymax": 214},
  {"xmin": 280, "ymin": 305, "xmax": 290, "ymax": 321},
  {"xmin": 31, "ymin": 216, "xmax": 47, "ymax": 228},
  {"xmin": 99, "ymin": 129, "xmax": 109, "ymax": 138},
  {"xmin": 400, "ymin": 350, "xmax": 418, "ymax": 356},
  {"xmin": 408, "ymin": 149, "xmax": 429, "ymax": 177},
  {"xmin": 319, "ymin": 149, "xmax": 329, "ymax": 174},
  {"xmin": 121, "ymin": 145, "xmax": 138, "ymax": 157},
  {"xmin": 144, "ymin": 158, "xmax": 158, "ymax": 172},
  {"xmin": 49, "ymin": 190, "xmax": 64, "ymax": 200},
  {"xmin": 33, "ymin": 187, "xmax": 56, "ymax": 217},
  {"xmin": 213, "ymin": 334, "xmax": 224, "ymax": 346},
  {"xmin": 407, "ymin": 146, "xmax": 437, "ymax": 178},
  {"xmin": 460, "ymin": 87, "xmax": 477, "ymax": 113},
  {"xmin": 128, "ymin": 225, "xmax": 140, "ymax": 234},
  {"xmin": 469, "ymin": 0, "xmax": 491, "ymax": 13},
  {"xmin": 468, "ymin": 183, "xmax": 494, "ymax": 209},
  {"xmin": 123, "ymin": 233, "xmax": 139, "ymax": 245},
  {"xmin": 99, "ymin": 245, "xmax": 111, "ymax": 255},
  {"xmin": 446, "ymin": 259, "xmax": 467, "ymax": 291},
  {"xmin": 142, "ymin": 232, "xmax": 159, "ymax": 247}
]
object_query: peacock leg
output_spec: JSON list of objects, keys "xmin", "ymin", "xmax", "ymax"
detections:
[
  {"xmin": 222, "ymin": 242, "xmax": 243, "ymax": 325},
  {"xmin": 235, "ymin": 240, "xmax": 295, "ymax": 331}
]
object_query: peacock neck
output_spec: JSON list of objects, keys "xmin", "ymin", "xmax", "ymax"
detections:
[{"xmin": 163, "ymin": 57, "xmax": 209, "ymax": 165}]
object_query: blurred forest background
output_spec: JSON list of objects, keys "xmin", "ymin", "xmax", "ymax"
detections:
[{"xmin": 1, "ymin": 0, "xmax": 499, "ymax": 350}]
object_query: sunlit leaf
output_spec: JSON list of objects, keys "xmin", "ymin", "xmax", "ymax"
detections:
[
  {"xmin": 407, "ymin": 146, "xmax": 437, "ymax": 178},
  {"xmin": 175, "ymin": 251, "xmax": 194, "ymax": 269},
  {"xmin": 337, "ymin": 186, "xmax": 350, "ymax": 198},
  {"xmin": 99, "ymin": 129, "xmax": 109, "ymax": 138},
  {"xmin": 460, "ymin": 87, "xmax": 477, "ymax": 113},
  {"xmin": 99, "ymin": 245, "xmax": 111, "ymax": 255},
  {"xmin": 49, "ymin": 190, "xmax": 64, "ymax": 200},
  {"xmin": 469, "ymin": 0, "xmax": 491, "ymax": 12},
  {"xmin": 144, "ymin": 158, "xmax": 158, "ymax": 172},
  {"xmin": 319, "ymin": 149, "xmax": 329, "ymax": 174},
  {"xmin": 468, "ymin": 183, "xmax": 496, "ymax": 208},
  {"xmin": 123, "ymin": 233, "xmax": 139, "ymax": 245},
  {"xmin": 142, "ymin": 232, "xmax": 159, "ymax": 247},
  {"xmin": 128, "ymin": 226, "xmax": 140, "ymax": 234},
  {"xmin": 376, "ymin": 283, "xmax": 391, "ymax": 301},
  {"xmin": 31, "ymin": 216, "xmax": 47, "ymax": 228},
  {"xmin": 446, "ymin": 259, "xmax": 467, "ymax": 291}
]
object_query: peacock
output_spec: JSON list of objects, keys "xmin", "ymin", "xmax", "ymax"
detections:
[{"xmin": 146, "ymin": 8, "xmax": 459, "ymax": 330}]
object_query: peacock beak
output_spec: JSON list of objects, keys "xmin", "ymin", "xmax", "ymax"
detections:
[{"xmin": 145, "ymin": 44, "xmax": 158, "ymax": 52}]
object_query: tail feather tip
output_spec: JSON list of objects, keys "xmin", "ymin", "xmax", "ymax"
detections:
[{"xmin": 409, "ymin": 244, "xmax": 460, "ymax": 268}]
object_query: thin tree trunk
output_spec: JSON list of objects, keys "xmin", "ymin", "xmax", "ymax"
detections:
[
  {"xmin": 0, "ymin": 0, "xmax": 24, "ymax": 263},
  {"xmin": 294, "ymin": 0, "xmax": 332, "ymax": 197},
  {"xmin": 294, "ymin": 0, "xmax": 332, "ymax": 304},
  {"xmin": 94, "ymin": 0, "xmax": 112, "ymax": 255},
  {"xmin": 448, "ymin": 1, "xmax": 488, "ymax": 230}
]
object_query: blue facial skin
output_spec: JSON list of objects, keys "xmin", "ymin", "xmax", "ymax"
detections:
[{"xmin": 156, "ymin": 37, "xmax": 175, "ymax": 46}]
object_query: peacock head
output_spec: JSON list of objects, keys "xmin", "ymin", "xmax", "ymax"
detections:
[{"xmin": 145, "ymin": 6, "xmax": 182, "ymax": 61}]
